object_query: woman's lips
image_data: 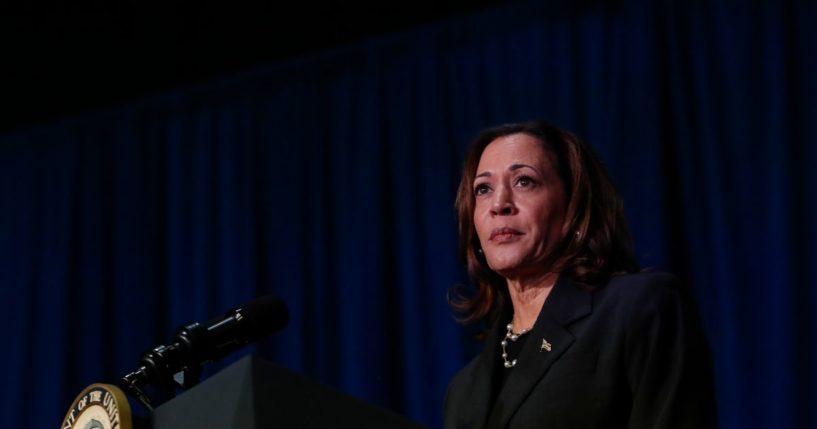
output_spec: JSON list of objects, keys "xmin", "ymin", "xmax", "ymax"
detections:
[{"xmin": 490, "ymin": 227, "xmax": 523, "ymax": 242}]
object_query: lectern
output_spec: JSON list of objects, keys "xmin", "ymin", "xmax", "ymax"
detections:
[
  {"xmin": 145, "ymin": 355, "xmax": 426, "ymax": 429},
  {"xmin": 62, "ymin": 296, "xmax": 424, "ymax": 429}
]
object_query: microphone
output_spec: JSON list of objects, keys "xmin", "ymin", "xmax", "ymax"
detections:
[{"xmin": 121, "ymin": 294, "xmax": 288, "ymax": 409}]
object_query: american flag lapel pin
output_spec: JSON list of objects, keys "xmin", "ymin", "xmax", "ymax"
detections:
[{"xmin": 540, "ymin": 338, "xmax": 552, "ymax": 352}]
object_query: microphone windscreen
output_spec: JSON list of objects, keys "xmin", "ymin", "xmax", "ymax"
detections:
[{"xmin": 241, "ymin": 294, "xmax": 289, "ymax": 340}]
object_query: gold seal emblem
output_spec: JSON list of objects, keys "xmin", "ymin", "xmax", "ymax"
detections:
[{"xmin": 61, "ymin": 383, "xmax": 132, "ymax": 429}]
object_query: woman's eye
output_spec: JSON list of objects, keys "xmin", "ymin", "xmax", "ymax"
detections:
[
  {"xmin": 515, "ymin": 176, "xmax": 534, "ymax": 187},
  {"xmin": 474, "ymin": 184, "xmax": 490, "ymax": 196}
]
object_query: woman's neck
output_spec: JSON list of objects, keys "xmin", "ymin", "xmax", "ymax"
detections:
[{"xmin": 505, "ymin": 271, "xmax": 559, "ymax": 332}]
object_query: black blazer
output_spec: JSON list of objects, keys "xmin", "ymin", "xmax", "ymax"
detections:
[{"xmin": 444, "ymin": 271, "xmax": 716, "ymax": 428}]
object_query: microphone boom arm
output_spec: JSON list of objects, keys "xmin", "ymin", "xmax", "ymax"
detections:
[{"xmin": 118, "ymin": 295, "xmax": 288, "ymax": 410}]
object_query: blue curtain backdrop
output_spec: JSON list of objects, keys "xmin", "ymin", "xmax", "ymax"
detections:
[{"xmin": 1, "ymin": 1, "xmax": 815, "ymax": 427}]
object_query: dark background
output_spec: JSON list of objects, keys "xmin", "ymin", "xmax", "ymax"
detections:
[
  {"xmin": 0, "ymin": 1, "xmax": 505, "ymax": 133},
  {"xmin": 2, "ymin": 1, "xmax": 816, "ymax": 428}
]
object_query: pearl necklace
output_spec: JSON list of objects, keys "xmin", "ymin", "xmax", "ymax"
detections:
[{"xmin": 500, "ymin": 319, "xmax": 535, "ymax": 368}]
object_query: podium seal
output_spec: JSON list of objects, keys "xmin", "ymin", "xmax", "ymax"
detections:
[{"xmin": 61, "ymin": 383, "xmax": 132, "ymax": 429}]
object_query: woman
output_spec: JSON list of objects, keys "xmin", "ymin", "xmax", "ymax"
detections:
[{"xmin": 444, "ymin": 121, "xmax": 715, "ymax": 428}]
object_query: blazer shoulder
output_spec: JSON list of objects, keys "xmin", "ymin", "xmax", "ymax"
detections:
[
  {"xmin": 443, "ymin": 354, "xmax": 482, "ymax": 427},
  {"xmin": 445, "ymin": 353, "xmax": 480, "ymax": 398},
  {"xmin": 603, "ymin": 270, "xmax": 685, "ymax": 301},
  {"xmin": 608, "ymin": 270, "xmax": 682, "ymax": 289},
  {"xmin": 594, "ymin": 270, "xmax": 693, "ymax": 322}
]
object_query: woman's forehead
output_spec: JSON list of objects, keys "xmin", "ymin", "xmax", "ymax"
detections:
[{"xmin": 477, "ymin": 133, "xmax": 553, "ymax": 172}]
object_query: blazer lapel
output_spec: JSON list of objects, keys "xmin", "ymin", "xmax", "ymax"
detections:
[{"xmin": 485, "ymin": 276, "xmax": 593, "ymax": 429}]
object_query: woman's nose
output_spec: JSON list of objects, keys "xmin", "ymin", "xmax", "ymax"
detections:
[{"xmin": 490, "ymin": 187, "xmax": 516, "ymax": 216}]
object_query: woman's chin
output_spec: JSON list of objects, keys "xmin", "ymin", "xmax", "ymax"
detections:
[
  {"xmin": 486, "ymin": 259, "xmax": 524, "ymax": 278},
  {"xmin": 487, "ymin": 255, "xmax": 552, "ymax": 281}
]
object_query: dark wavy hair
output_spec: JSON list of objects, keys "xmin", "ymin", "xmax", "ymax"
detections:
[{"xmin": 450, "ymin": 120, "xmax": 639, "ymax": 324}]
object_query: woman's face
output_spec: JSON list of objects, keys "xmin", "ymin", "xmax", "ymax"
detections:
[{"xmin": 473, "ymin": 133, "xmax": 567, "ymax": 279}]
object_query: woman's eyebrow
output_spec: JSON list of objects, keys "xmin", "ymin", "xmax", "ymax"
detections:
[
  {"xmin": 476, "ymin": 163, "xmax": 539, "ymax": 179},
  {"xmin": 508, "ymin": 163, "xmax": 538, "ymax": 173}
]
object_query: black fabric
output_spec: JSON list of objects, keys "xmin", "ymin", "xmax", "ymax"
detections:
[
  {"xmin": 494, "ymin": 324, "xmax": 532, "ymax": 405},
  {"xmin": 444, "ymin": 272, "xmax": 717, "ymax": 428}
]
